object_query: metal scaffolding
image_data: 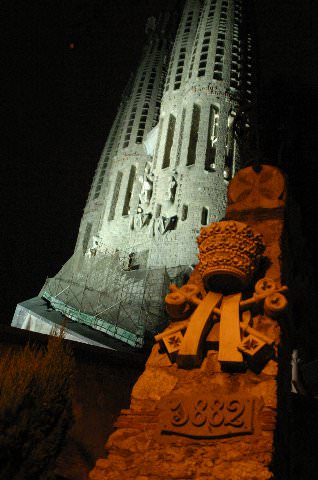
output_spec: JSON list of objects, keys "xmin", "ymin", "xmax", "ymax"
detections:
[{"xmin": 41, "ymin": 246, "xmax": 170, "ymax": 348}]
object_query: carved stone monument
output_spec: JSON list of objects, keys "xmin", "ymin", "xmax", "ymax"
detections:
[{"xmin": 90, "ymin": 165, "xmax": 288, "ymax": 480}]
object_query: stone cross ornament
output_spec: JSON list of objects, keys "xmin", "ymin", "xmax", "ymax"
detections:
[{"xmin": 156, "ymin": 220, "xmax": 288, "ymax": 371}]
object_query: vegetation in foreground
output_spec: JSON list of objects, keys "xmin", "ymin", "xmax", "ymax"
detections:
[{"xmin": 0, "ymin": 332, "xmax": 74, "ymax": 480}]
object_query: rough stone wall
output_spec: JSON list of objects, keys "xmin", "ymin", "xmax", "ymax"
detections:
[
  {"xmin": 90, "ymin": 343, "xmax": 278, "ymax": 480},
  {"xmin": 89, "ymin": 166, "xmax": 286, "ymax": 480}
]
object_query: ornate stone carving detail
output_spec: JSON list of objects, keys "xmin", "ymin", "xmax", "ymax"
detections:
[
  {"xmin": 141, "ymin": 170, "xmax": 180, "ymax": 236},
  {"xmin": 197, "ymin": 220, "xmax": 265, "ymax": 292},
  {"xmin": 86, "ymin": 234, "xmax": 110, "ymax": 257},
  {"xmin": 131, "ymin": 212, "xmax": 152, "ymax": 230},
  {"xmin": 165, "ymin": 283, "xmax": 201, "ymax": 319},
  {"xmin": 227, "ymin": 165, "xmax": 287, "ymax": 212},
  {"xmin": 164, "ymin": 173, "xmax": 178, "ymax": 204},
  {"xmin": 237, "ymin": 334, "xmax": 273, "ymax": 372},
  {"xmin": 159, "ymin": 394, "xmax": 256, "ymax": 438},
  {"xmin": 176, "ymin": 173, "xmax": 183, "ymax": 209},
  {"xmin": 152, "ymin": 215, "xmax": 178, "ymax": 236},
  {"xmin": 160, "ymin": 276, "xmax": 288, "ymax": 371}
]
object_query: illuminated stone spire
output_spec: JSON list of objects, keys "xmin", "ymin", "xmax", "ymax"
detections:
[
  {"xmin": 78, "ymin": 0, "xmax": 256, "ymax": 269},
  {"xmin": 13, "ymin": 1, "xmax": 257, "ymax": 349},
  {"xmin": 76, "ymin": 13, "xmax": 173, "ymax": 253},
  {"xmin": 147, "ymin": 0, "xmax": 256, "ymax": 268}
]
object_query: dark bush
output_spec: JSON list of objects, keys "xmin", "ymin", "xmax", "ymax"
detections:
[{"xmin": 0, "ymin": 333, "xmax": 74, "ymax": 480}]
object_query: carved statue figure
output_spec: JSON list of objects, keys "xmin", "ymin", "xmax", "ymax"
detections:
[
  {"xmin": 153, "ymin": 215, "xmax": 178, "ymax": 236},
  {"xmin": 164, "ymin": 173, "xmax": 178, "ymax": 204},
  {"xmin": 133, "ymin": 212, "xmax": 152, "ymax": 230},
  {"xmin": 159, "ymin": 171, "xmax": 178, "ymax": 222},
  {"xmin": 138, "ymin": 162, "xmax": 154, "ymax": 207}
]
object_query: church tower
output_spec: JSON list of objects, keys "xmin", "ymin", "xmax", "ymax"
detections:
[
  {"xmin": 13, "ymin": 0, "xmax": 256, "ymax": 348},
  {"xmin": 146, "ymin": 0, "xmax": 255, "ymax": 268},
  {"xmin": 75, "ymin": 13, "xmax": 173, "ymax": 257}
]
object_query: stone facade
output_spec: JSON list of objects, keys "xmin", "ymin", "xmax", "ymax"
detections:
[
  {"xmin": 14, "ymin": 1, "xmax": 258, "ymax": 347},
  {"xmin": 76, "ymin": 0, "xmax": 256, "ymax": 267}
]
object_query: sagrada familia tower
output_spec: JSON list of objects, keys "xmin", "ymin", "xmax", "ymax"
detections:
[{"xmin": 13, "ymin": 0, "xmax": 256, "ymax": 348}]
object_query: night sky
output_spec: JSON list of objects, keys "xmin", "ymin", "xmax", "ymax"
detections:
[{"xmin": 2, "ymin": 0, "xmax": 318, "ymax": 322}]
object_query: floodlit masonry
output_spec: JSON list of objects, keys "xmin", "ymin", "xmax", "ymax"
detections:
[{"xmin": 13, "ymin": 0, "xmax": 256, "ymax": 348}]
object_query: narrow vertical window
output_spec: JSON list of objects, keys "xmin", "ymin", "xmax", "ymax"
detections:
[
  {"xmin": 162, "ymin": 114, "xmax": 176, "ymax": 169},
  {"xmin": 122, "ymin": 166, "xmax": 136, "ymax": 216},
  {"xmin": 153, "ymin": 117, "xmax": 164, "ymax": 169},
  {"xmin": 224, "ymin": 111, "xmax": 236, "ymax": 180},
  {"xmin": 82, "ymin": 222, "xmax": 92, "ymax": 252},
  {"xmin": 155, "ymin": 204, "xmax": 162, "ymax": 218},
  {"xmin": 201, "ymin": 207, "xmax": 209, "ymax": 225},
  {"xmin": 108, "ymin": 171, "xmax": 123, "ymax": 220},
  {"xmin": 176, "ymin": 108, "xmax": 186, "ymax": 167},
  {"xmin": 187, "ymin": 104, "xmax": 200, "ymax": 166},
  {"xmin": 181, "ymin": 204, "xmax": 188, "ymax": 221},
  {"xmin": 205, "ymin": 106, "xmax": 219, "ymax": 171}
]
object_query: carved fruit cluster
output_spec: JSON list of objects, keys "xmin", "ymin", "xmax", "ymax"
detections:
[{"xmin": 197, "ymin": 221, "xmax": 265, "ymax": 282}]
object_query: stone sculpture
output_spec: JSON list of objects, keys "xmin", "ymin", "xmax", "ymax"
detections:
[
  {"xmin": 138, "ymin": 161, "xmax": 154, "ymax": 208},
  {"xmin": 227, "ymin": 164, "xmax": 286, "ymax": 212},
  {"xmin": 197, "ymin": 220, "xmax": 265, "ymax": 292},
  {"xmin": 150, "ymin": 171, "xmax": 179, "ymax": 236},
  {"xmin": 89, "ymin": 164, "xmax": 289, "ymax": 480},
  {"xmin": 164, "ymin": 172, "xmax": 178, "ymax": 204},
  {"xmin": 132, "ymin": 212, "xmax": 152, "ymax": 230},
  {"xmin": 153, "ymin": 215, "xmax": 178, "ymax": 236},
  {"xmin": 158, "ymin": 219, "xmax": 288, "ymax": 371}
]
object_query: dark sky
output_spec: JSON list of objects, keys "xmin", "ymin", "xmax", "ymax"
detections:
[{"xmin": 1, "ymin": 0, "xmax": 318, "ymax": 321}]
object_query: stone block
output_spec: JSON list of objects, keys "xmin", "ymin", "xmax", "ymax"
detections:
[{"xmin": 131, "ymin": 367, "xmax": 178, "ymax": 401}]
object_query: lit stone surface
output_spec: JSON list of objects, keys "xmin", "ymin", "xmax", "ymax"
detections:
[
  {"xmin": 89, "ymin": 164, "xmax": 287, "ymax": 480},
  {"xmin": 85, "ymin": 0, "xmax": 255, "ymax": 265},
  {"xmin": 23, "ymin": 0, "xmax": 258, "ymax": 348}
]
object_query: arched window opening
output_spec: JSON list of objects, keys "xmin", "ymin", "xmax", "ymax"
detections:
[
  {"xmin": 153, "ymin": 117, "xmax": 164, "ymax": 169},
  {"xmin": 122, "ymin": 166, "xmax": 136, "ymax": 216},
  {"xmin": 224, "ymin": 111, "xmax": 236, "ymax": 180},
  {"xmin": 205, "ymin": 106, "xmax": 219, "ymax": 171},
  {"xmin": 187, "ymin": 104, "xmax": 200, "ymax": 166},
  {"xmin": 176, "ymin": 108, "xmax": 186, "ymax": 167},
  {"xmin": 201, "ymin": 207, "xmax": 209, "ymax": 226},
  {"xmin": 82, "ymin": 222, "xmax": 92, "ymax": 253},
  {"xmin": 162, "ymin": 114, "xmax": 176, "ymax": 168},
  {"xmin": 108, "ymin": 171, "xmax": 123, "ymax": 221}
]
